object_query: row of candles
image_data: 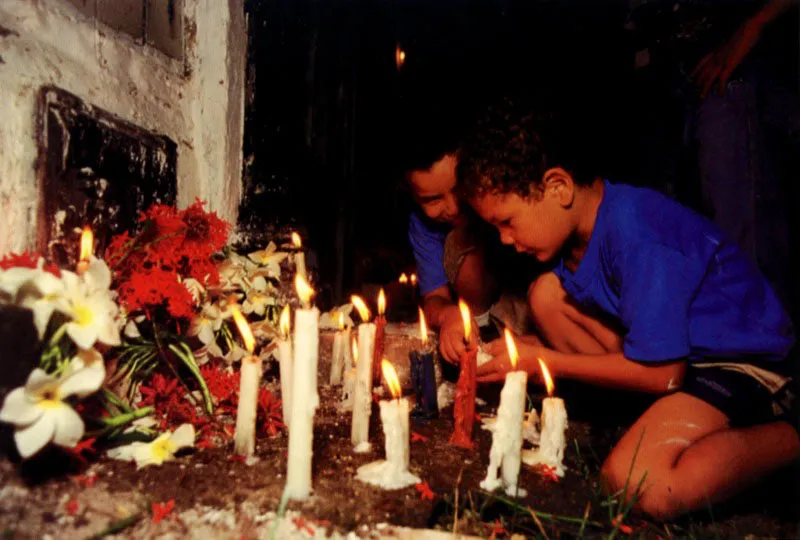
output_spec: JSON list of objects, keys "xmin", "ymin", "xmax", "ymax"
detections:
[{"xmin": 75, "ymin": 226, "xmax": 566, "ymax": 498}]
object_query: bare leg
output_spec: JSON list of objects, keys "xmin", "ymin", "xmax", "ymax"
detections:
[
  {"xmin": 453, "ymin": 251, "xmax": 497, "ymax": 315},
  {"xmin": 528, "ymin": 272, "xmax": 623, "ymax": 354},
  {"xmin": 601, "ymin": 392, "xmax": 800, "ymax": 520}
]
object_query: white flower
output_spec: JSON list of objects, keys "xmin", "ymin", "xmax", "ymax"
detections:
[
  {"xmin": 188, "ymin": 304, "xmax": 224, "ymax": 345},
  {"xmin": 250, "ymin": 320, "xmax": 278, "ymax": 340},
  {"xmin": 242, "ymin": 289, "xmax": 275, "ymax": 317},
  {"xmin": 319, "ymin": 303, "xmax": 354, "ymax": 330},
  {"xmin": 181, "ymin": 278, "xmax": 206, "ymax": 306},
  {"xmin": 107, "ymin": 424, "xmax": 194, "ymax": 469},
  {"xmin": 60, "ymin": 269, "xmax": 121, "ymax": 349},
  {"xmin": 247, "ymin": 242, "xmax": 287, "ymax": 279},
  {"xmin": 0, "ymin": 266, "xmax": 38, "ymax": 301},
  {"xmin": 0, "ymin": 361, "xmax": 104, "ymax": 458},
  {"xmin": 218, "ymin": 254, "xmax": 251, "ymax": 291},
  {"xmin": 16, "ymin": 267, "xmax": 67, "ymax": 339}
]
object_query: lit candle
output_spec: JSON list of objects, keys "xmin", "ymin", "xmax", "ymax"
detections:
[
  {"xmin": 277, "ymin": 305, "xmax": 293, "ymax": 431},
  {"xmin": 522, "ymin": 359, "xmax": 568, "ymax": 477},
  {"xmin": 356, "ymin": 360, "xmax": 421, "ymax": 489},
  {"xmin": 481, "ymin": 329, "xmax": 528, "ymax": 496},
  {"xmin": 449, "ymin": 299, "xmax": 477, "ymax": 449},
  {"xmin": 329, "ymin": 312, "xmax": 351, "ymax": 385},
  {"xmin": 398, "ymin": 273, "xmax": 408, "ymax": 285},
  {"xmin": 340, "ymin": 336, "xmax": 358, "ymax": 410},
  {"xmin": 410, "ymin": 308, "xmax": 438, "ymax": 420},
  {"xmin": 232, "ymin": 305, "xmax": 261, "ymax": 456},
  {"xmin": 76, "ymin": 226, "xmax": 93, "ymax": 275},
  {"xmin": 285, "ymin": 273, "xmax": 320, "ymax": 500},
  {"xmin": 409, "ymin": 273, "xmax": 418, "ymax": 303},
  {"xmin": 350, "ymin": 295, "xmax": 375, "ymax": 452},
  {"xmin": 372, "ymin": 288, "xmax": 387, "ymax": 382},
  {"xmin": 291, "ymin": 232, "xmax": 307, "ymax": 279}
]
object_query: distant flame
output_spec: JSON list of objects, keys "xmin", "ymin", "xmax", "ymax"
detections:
[
  {"xmin": 399, "ymin": 273, "xmax": 408, "ymax": 284},
  {"xmin": 381, "ymin": 359, "xmax": 401, "ymax": 398},
  {"xmin": 538, "ymin": 358, "xmax": 555, "ymax": 396},
  {"xmin": 504, "ymin": 328, "xmax": 519, "ymax": 370},
  {"xmin": 230, "ymin": 305, "xmax": 255, "ymax": 353},
  {"xmin": 418, "ymin": 308, "xmax": 428, "ymax": 344},
  {"xmin": 338, "ymin": 311, "xmax": 344, "ymax": 331},
  {"xmin": 279, "ymin": 305, "xmax": 291, "ymax": 337},
  {"xmin": 378, "ymin": 288, "xmax": 386, "ymax": 316},
  {"xmin": 409, "ymin": 273, "xmax": 417, "ymax": 286},
  {"xmin": 458, "ymin": 299, "xmax": 471, "ymax": 343},
  {"xmin": 294, "ymin": 273, "xmax": 314, "ymax": 305},
  {"xmin": 352, "ymin": 336, "xmax": 358, "ymax": 365},
  {"xmin": 79, "ymin": 226, "xmax": 93, "ymax": 261},
  {"xmin": 350, "ymin": 295, "xmax": 371, "ymax": 322},
  {"xmin": 291, "ymin": 232, "xmax": 302, "ymax": 248},
  {"xmin": 395, "ymin": 44, "xmax": 406, "ymax": 69}
]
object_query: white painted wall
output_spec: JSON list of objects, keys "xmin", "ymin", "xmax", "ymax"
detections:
[{"xmin": 0, "ymin": 0, "xmax": 245, "ymax": 255}]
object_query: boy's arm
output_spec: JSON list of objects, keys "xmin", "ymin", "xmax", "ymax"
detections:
[{"xmin": 477, "ymin": 341, "xmax": 686, "ymax": 394}]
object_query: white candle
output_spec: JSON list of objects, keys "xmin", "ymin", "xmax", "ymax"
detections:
[
  {"xmin": 350, "ymin": 295, "xmax": 375, "ymax": 452},
  {"xmin": 285, "ymin": 274, "xmax": 319, "ymax": 501},
  {"xmin": 356, "ymin": 361, "xmax": 420, "ymax": 489},
  {"xmin": 330, "ymin": 313, "xmax": 351, "ymax": 385},
  {"xmin": 291, "ymin": 232, "xmax": 307, "ymax": 278},
  {"xmin": 277, "ymin": 305, "xmax": 293, "ymax": 430},
  {"xmin": 522, "ymin": 358, "xmax": 568, "ymax": 476},
  {"xmin": 481, "ymin": 329, "xmax": 528, "ymax": 496},
  {"xmin": 231, "ymin": 306, "xmax": 261, "ymax": 456},
  {"xmin": 340, "ymin": 336, "xmax": 358, "ymax": 410}
]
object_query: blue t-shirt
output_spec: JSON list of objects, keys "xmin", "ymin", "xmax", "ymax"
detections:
[
  {"xmin": 554, "ymin": 181, "xmax": 795, "ymax": 363},
  {"xmin": 408, "ymin": 212, "xmax": 450, "ymax": 295}
]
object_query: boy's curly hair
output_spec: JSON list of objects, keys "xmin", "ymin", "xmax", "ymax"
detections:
[{"xmin": 457, "ymin": 98, "xmax": 596, "ymax": 199}]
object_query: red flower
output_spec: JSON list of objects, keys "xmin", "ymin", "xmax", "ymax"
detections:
[
  {"xmin": 0, "ymin": 251, "xmax": 60, "ymax": 276},
  {"xmin": 291, "ymin": 516, "xmax": 315, "ymax": 535},
  {"xmin": 139, "ymin": 373, "xmax": 180, "ymax": 408},
  {"xmin": 180, "ymin": 199, "xmax": 230, "ymax": 258},
  {"xmin": 411, "ymin": 432, "xmax": 428, "ymax": 443},
  {"xmin": 70, "ymin": 474, "xmax": 97, "ymax": 488},
  {"xmin": 64, "ymin": 498, "xmax": 80, "ymax": 516},
  {"xmin": 201, "ymin": 364, "xmax": 240, "ymax": 406},
  {"xmin": 63, "ymin": 437, "xmax": 97, "ymax": 465},
  {"xmin": 415, "ymin": 482, "xmax": 435, "ymax": 501},
  {"xmin": 489, "ymin": 519, "xmax": 506, "ymax": 539},
  {"xmin": 257, "ymin": 388, "xmax": 285, "ymax": 436},
  {"xmin": 151, "ymin": 500, "xmax": 175, "ymax": 524}
]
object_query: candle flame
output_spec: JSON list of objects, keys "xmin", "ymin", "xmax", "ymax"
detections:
[
  {"xmin": 350, "ymin": 295, "xmax": 371, "ymax": 322},
  {"xmin": 79, "ymin": 226, "xmax": 93, "ymax": 261},
  {"xmin": 504, "ymin": 328, "xmax": 519, "ymax": 370},
  {"xmin": 294, "ymin": 273, "xmax": 314, "ymax": 305},
  {"xmin": 418, "ymin": 308, "xmax": 428, "ymax": 344},
  {"xmin": 458, "ymin": 299, "xmax": 471, "ymax": 343},
  {"xmin": 399, "ymin": 273, "xmax": 408, "ymax": 284},
  {"xmin": 409, "ymin": 273, "xmax": 417, "ymax": 286},
  {"xmin": 352, "ymin": 336, "xmax": 358, "ymax": 365},
  {"xmin": 338, "ymin": 311, "xmax": 344, "ymax": 331},
  {"xmin": 291, "ymin": 232, "xmax": 302, "ymax": 248},
  {"xmin": 381, "ymin": 359, "xmax": 401, "ymax": 398},
  {"xmin": 279, "ymin": 305, "xmax": 291, "ymax": 337},
  {"xmin": 395, "ymin": 44, "xmax": 406, "ymax": 70},
  {"xmin": 230, "ymin": 305, "xmax": 255, "ymax": 353},
  {"xmin": 538, "ymin": 358, "xmax": 555, "ymax": 396},
  {"xmin": 378, "ymin": 288, "xmax": 386, "ymax": 316}
]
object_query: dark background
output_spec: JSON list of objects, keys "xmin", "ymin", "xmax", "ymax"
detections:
[{"xmin": 238, "ymin": 0, "xmax": 799, "ymax": 318}]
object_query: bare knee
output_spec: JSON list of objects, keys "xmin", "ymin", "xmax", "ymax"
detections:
[
  {"xmin": 600, "ymin": 455, "xmax": 683, "ymax": 521},
  {"xmin": 527, "ymin": 272, "xmax": 564, "ymax": 330}
]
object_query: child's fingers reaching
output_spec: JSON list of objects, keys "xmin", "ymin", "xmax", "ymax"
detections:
[
  {"xmin": 476, "ymin": 353, "xmax": 511, "ymax": 382},
  {"xmin": 483, "ymin": 337, "xmax": 505, "ymax": 356}
]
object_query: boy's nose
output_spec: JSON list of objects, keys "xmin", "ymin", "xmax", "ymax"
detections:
[{"xmin": 443, "ymin": 193, "xmax": 459, "ymax": 217}]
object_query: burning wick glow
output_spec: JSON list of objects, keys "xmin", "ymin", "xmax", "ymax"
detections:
[
  {"xmin": 538, "ymin": 358, "xmax": 555, "ymax": 396},
  {"xmin": 395, "ymin": 44, "xmax": 406, "ymax": 69},
  {"xmin": 409, "ymin": 273, "xmax": 417, "ymax": 287},
  {"xmin": 350, "ymin": 295, "xmax": 371, "ymax": 323},
  {"xmin": 378, "ymin": 288, "xmax": 386, "ymax": 317},
  {"xmin": 504, "ymin": 329, "xmax": 519, "ymax": 370},
  {"xmin": 295, "ymin": 273, "xmax": 314, "ymax": 308},
  {"xmin": 381, "ymin": 360, "xmax": 401, "ymax": 399},
  {"xmin": 352, "ymin": 336, "xmax": 359, "ymax": 365},
  {"xmin": 399, "ymin": 273, "xmax": 408, "ymax": 284},
  {"xmin": 230, "ymin": 305, "xmax": 255, "ymax": 353},
  {"xmin": 338, "ymin": 312, "xmax": 345, "ymax": 331},
  {"xmin": 458, "ymin": 299, "xmax": 472, "ymax": 344},
  {"xmin": 418, "ymin": 308, "xmax": 428, "ymax": 345},
  {"xmin": 279, "ymin": 305, "xmax": 291, "ymax": 338},
  {"xmin": 291, "ymin": 232, "xmax": 302, "ymax": 248},
  {"xmin": 79, "ymin": 226, "xmax": 93, "ymax": 262}
]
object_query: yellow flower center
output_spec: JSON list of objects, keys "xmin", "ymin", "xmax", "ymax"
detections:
[
  {"xmin": 73, "ymin": 304, "xmax": 95, "ymax": 327},
  {"xmin": 151, "ymin": 438, "xmax": 175, "ymax": 464},
  {"xmin": 38, "ymin": 388, "xmax": 62, "ymax": 408}
]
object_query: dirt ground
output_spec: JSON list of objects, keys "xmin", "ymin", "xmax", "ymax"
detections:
[{"xmin": 1, "ymin": 381, "xmax": 799, "ymax": 539}]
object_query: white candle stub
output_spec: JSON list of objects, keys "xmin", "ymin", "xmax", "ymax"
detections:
[
  {"xmin": 351, "ymin": 321, "xmax": 375, "ymax": 452},
  {"xmin": 356, "ymin": 397, "xmax": 420, "ymax": 489},
  {"xmin": 330, "ymin": 323, "xmax": 351, "ymax": 386},
  {"xmin": 480, "ymin": 370, "xmax": 528, "ymax": 496},
  {"xmin": 234, "ymin": 356, "xmax": 262, "ymax": 456},
  {"xmin": 522, "ymin": 396, "xmax": 568, "ymax": 476},
  {"xmin": 277, "ymin": 306, "xmax": 293, "ymax": 430}
]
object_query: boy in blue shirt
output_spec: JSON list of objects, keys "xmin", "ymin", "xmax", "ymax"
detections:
[{"xmin": 458, "ymin": 99, "xmax": 798, "ymax": 519}]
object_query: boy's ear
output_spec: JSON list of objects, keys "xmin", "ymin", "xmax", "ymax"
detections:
[{"xmin": 542, "ymin": 167, "xmax": 575, "ymax": 207}]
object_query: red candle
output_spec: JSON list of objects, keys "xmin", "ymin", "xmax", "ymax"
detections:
[
  {"xmin": 449, "ymin": 299, "xmax": 477, "ymax": 449},
  {"xmin": 372, "ymin": 288, "xmax": 387, "ymax": 383}
]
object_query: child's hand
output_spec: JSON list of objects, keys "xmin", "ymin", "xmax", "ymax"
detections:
[
  {"xmin": 477, "ymin": 334, "xmax": 543, "ymax": 383},
  {"xmin": 438, "ymin": 305, "xmax": 477, "ymax": 364}
]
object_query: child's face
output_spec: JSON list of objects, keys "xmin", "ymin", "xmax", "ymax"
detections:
[
  {"xmin": 408, "ymin": 153, "xmax": 464, "ymax": 225},
  {"xmin": 470, "ymin": 179, "xmax": 574, "ymax": 263}
]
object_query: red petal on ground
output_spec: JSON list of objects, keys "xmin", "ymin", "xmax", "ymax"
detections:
[
  {"xmin": 64, "ymin": 498, "xmax": 80, "ymax": 516},
  {"xmin": 411, "ymin": 432, "xmax": 429, "ymax": 443},
  {"xmin": 415, "ymin": 482, "xmax": 435, "ymax": 501},
  {"xmin": 151, "ymin": 500, "xmax": 175, "ymax": 524}
]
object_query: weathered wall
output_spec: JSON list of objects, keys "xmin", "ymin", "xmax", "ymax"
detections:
[{"xmin": 0, "ymin": 0, "xmax": 245, "ymax": 255}]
